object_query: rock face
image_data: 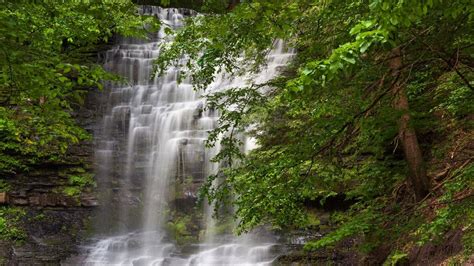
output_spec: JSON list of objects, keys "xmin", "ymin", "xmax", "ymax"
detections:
[
  {"xmin": 0, "ymin": 87, "xmax": 102, "ymax": 265},
  {"xmin": 8, "ymin": 209, "xmax": 94, "ymax": 265}
]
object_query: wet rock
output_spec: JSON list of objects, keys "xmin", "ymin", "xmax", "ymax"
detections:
[
  {"xmin": 141, "ymin": 104, "xmax": 153, "ymax": 114},
  {"xmin": 0, "ymin": 82, "xmax": 100, "ymax": 264},
  {"xmin": 109, "ymin": 91, "xmax": 123, "ymax": 106},
  {"xmin": 10, "ymin": 198, "xmax": 28, "ymax": 205},
  {"xmin": 81, "ymin": 195, "xmax": 99, "ymax": 207},
  {"xmin": 28, "ymin": 196, "xmax": 40, "ymax": 205},
  {"xmin": 192, "ymin": 103, "xmax": 203, "ymax": 119}
]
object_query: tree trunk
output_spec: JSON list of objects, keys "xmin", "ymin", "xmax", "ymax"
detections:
[
  {"xmin": 390, "ymin": 48, "xmax": 430, "ymax": 201},
  {"xmin": 227, "ymin": 0, "xmax": 239, "ymax": 10}
]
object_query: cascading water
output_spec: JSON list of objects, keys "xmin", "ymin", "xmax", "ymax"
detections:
[{"xmin": 78, "ymin": 6, "xmax": 295, "ymax": 265}]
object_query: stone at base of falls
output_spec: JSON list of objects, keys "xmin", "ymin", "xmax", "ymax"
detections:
[{"xmin": 81, "ymin": 195, "xmax": 99, "ymax": 207}]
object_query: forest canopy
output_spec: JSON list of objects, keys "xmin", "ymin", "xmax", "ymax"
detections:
[
  {"xmin": 156, "ymin": 0, "xmax": 474, "ymax": 261},
  {"xmin": 0, "ymin": 1, "xmax": 157, "ymax": 174}
]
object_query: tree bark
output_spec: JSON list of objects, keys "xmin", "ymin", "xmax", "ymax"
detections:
[
  {"xmin": 390, "ymin": 48, "xmax": 430, "ymax": 201},
  {"xmin": 227, "ymin": 0, "xmax": 239, "ymax": 10}
]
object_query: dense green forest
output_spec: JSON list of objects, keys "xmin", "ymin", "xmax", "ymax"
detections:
[
  {"xmin": 0, "ymin": 1, "xmax": 158, "ymax": 175},
  {"xmin": 0, "ymin": 0, "xmax": 159, "ymax": 244},
  {"xmin": 1, "ymin": 0, "xmax": 473, "ymax": 264},
  {"xmin": 158, "ymin": 0, "xmax": 474, "ymax": 263}
]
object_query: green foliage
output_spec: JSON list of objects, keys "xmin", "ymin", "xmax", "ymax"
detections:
[
  {"xmin": 0, "ymin": 1, "xmax": 159, "ymax": 175},
  {"xmin": 68, "ymin": 173, "xmax": 95, "ymax": 188},
  {"xmin": 204, "ymin": 217, "xmax": 234, "ymax": 236},
  {"xmin": 63, "ymin": 187, "xmax": 81, "ymax": 197},
  {"xmin": 157, "ymin": 0, "xmax": 474, "ymax": 259},
  {"xmin": 416, "ymin": 165, "xmax": 474, "ymax": 245},
  {"xmin": 32, "ymin": 213, "xmax": 46, "ymax": 222},
  {"xmin": 0, "ymin": 207, "xmax": 26, "ymax": 241},
  {"xmin": 462, "ymin": 226, "xmax": 474, "ymax": 259},
  {"xmin": 63, "ymin": 170, "xmax": 95, "ymax": 197},
  {"xmin": 0, "ymin": 179, "xmax": 11, "ymax": 192},
  {"xmin": 433, "ymin": 72, "xmax": 474, "ymax": 119},
  {"xmin": 166, "ymin": 214, "xmax": 194, "ymax": 245},
  {"xmin": 304, "ymin": 211, "xmax": 321, "ymax": 229},
  {"xmin": 155, "ymin": 0, "xmax": 295, "ymax": 89},
  {"xmin": 383, "ymin": 251, "xmax": 409, "ymax": 266},
  {"xmin": 304, "ymin": 206, "xmax": 381, "ymax": 251}
]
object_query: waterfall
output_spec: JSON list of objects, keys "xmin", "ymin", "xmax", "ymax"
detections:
[{"xmin": 79, "ymin": 6, "xmax": 295, "ymax": 265}]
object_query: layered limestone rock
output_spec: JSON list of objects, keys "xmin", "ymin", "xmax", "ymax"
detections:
[{"xmin": 0, "ymin": 87, "xmax": 102, "ymax": 265}]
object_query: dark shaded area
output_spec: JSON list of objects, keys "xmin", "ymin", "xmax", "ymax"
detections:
[
  {"xmin": 0, "ymin": 73, "xmax": 103, "ymax": 264},
  {"xmin": 10, "ymin": 209, "xmax": 93, "ymax": 265},
  {"xmin": 170, "ymin": 197, "xmax": 197, "ymax": 214},
  {"xmin": 303, "ymin": 194, "xmax": 357, "ymax": 212},
  {"xmin": 409, "ymin": 229, "xmax": 465, "ymax": 265},
  {"xmin": 276, "ymin": 237, "xmax": 360, "ymax": 266}
]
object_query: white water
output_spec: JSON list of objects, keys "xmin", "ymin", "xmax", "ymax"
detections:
[{"xmin": 81, "ymin": 6, "xmax": 295, "ymax": 266}]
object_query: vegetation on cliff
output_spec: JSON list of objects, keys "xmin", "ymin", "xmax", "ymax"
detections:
[
  {"xmin": 0, "ymin": 1, "xmax": 158, "ymax": 242},
  {"xmin": 0, "ymin": 0, "xmax": 472, "ymax": 263},
  {"xmin": 0, "ymin": 1, "xmax": 157, "ymax": 176},
  {"xmin": 157, "ymin": 0, "xmax": 473, "ymax": 263}
]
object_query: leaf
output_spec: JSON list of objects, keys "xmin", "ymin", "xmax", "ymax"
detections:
[
  {"xmin": 359, "ymin": 42, "xmax": 370, "ymax": 53},
  {"xmin": 341, "ymin": 55, "xmax": 356, "ymax": 64}
]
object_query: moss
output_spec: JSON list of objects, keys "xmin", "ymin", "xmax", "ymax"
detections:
[
  {"xmin": 68, "ymin": 173, "xmax": 95, "ymax": 187},
  {"xmin": 166, "ymin": 211, "xmax": 200, "ymax": 245},
  {"xmin": 61, "ymin": 171, "xmax": 96, "ymax": 197},
  {"xmin": 63, "ymin": 186, "xmax": 82, "ymax": 197},
  {"xmin": 0, "ymin": 180, "xmax": 11, "ymax": 192},
  {"xmin": 31, "ymin": 213, "xmax": 46, "ymax": 222},
  {"xmin": 383, "ymin": 251, "xmax": 409, "ymax": 266},
  {"xmin": 82, "ymin": 216, "xmax": 95, "ymax": 238},
  {"xmin": 0, "ymin": 207, "xmax": 27, "ymax": 242},
  {"xmin": 303, "ymin": 211, "xmax": 321, "ymax": 230},
  {"xmin": 166, "ymin": 215, "xmax": 193, "ymax": 245},
  {"xmin": 204, "ymin": 218, "xmax": 234, "ymax": 236}
]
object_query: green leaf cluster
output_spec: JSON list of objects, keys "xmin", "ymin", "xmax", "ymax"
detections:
[
  {"xmin": 0, "ymin": 1, "xmax": 159, "ymax": 175},
  {"xmin": 157, "ymin": 0, "xmax": 473, "ymax": 259},
  {"xmin": 0, "ymin": 207, "xmax": 26, "ymax": 241},
  {"xmin": 63, "ymin": 170, "xmax": 96, "ymax": 197}
]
